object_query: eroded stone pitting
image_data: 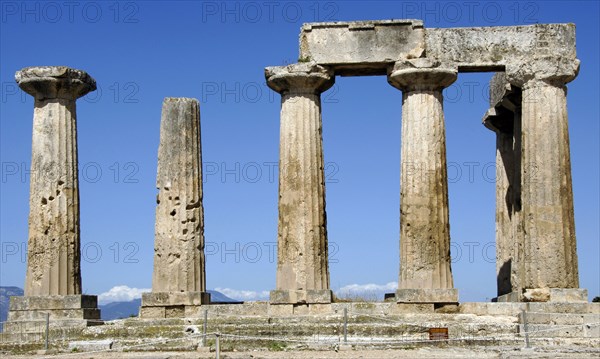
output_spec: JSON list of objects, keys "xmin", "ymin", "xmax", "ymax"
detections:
[
  {"xmin": 140, "ymin": 97, "xmax": 210, "ymax": 318},
  {"xmin": 4, "ymin": 66, "xmax": 101, "ymax": 335}
]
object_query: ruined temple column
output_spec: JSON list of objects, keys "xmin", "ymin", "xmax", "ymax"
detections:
[
  {"xmin": 388, "ymin": 60, "xmax": 459, "ymax": 304},
  {"xmin": 482, "ymin": 73, "xmax": 525, "ymax": 299},
  {"xmin": 265, "ymin": 63, "xmax": 334, "ymax": 305},
  {"xmin": 505, "ymin": 58, "xmax": 586, "ymax": 302},
  {"xmin": 5, "ymin": 66, "xmax": 100, "ymax": 330},
  {"xmin": 141, "ymin": 98, "xmax": 210, "ymax": 318}
]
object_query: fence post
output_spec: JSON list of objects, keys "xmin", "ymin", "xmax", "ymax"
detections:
[
  {"xmin": 521, "ymin": 310, "xmax": 530, "ymax": 349},
  {"xmin": 45, "ymin": 313, "xmax": 50, "ymax": 350},
  {"xmin": 203, "ymin": 309, "xmax": 208, "ymax": 347},
  {"xmin": 215, "ymin": 333, "xmax": 220, "ymax": 359},
  {"xmin": 343, "ymin": 307, "xmax": 348, "ymax": 343}
]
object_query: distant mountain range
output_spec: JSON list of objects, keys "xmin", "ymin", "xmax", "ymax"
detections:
[
  {"xmin": 98, "ymin": 290, "xmax": 241, "ymax": 320},
  {"xmin": 100, "ymin": 298, "xmax": 141, "ymax": 320},
  {"xmin": 0, "ymin": 287, "xmax": 241, "ymax": 323}
]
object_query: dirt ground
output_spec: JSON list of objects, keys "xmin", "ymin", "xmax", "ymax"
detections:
[{"xmin": 2, "ymin": 346, "xmax": 600, "ymax": 359}]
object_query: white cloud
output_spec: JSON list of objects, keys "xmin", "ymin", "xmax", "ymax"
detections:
[
  {"xmin": 95, "ymin": 283, "xmax": 397, "ymax": 304},
  {"xmin": 334, "ymin": 282, "xmax": 398, "ymax": 300},
  {"xmin": 98, "ymin": 285, "xmax": 150, "ymax": 304},
  {"xmin": 210, "ymin": 283, "xmax": 399, "ymax": 301},
  {"xmin": 214, "ymin": 287, "xmax": 269, "ymax": 301}
]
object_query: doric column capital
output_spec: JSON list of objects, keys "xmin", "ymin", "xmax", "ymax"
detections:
[
  {"xmin": 15, "ymin": 66, "xmax": 96, "ymax": 100},
  {"xmin": 505, "ymin": 57, "xmax": 580, "ymax": 89},
  {"xmin": 387, "ymin": 59, "xmax": 457, "ymax": 91},
  {"xmin": 265, "ymin": 62, "xmax": 334, "ymax": 95}
]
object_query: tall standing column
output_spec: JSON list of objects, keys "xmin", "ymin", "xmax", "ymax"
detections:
[
  {"xmin": 265, "ymin": 63, "xmax": 334, "ymax": 305},
  {"xmin": 388, "ymin": 60, "xmax": 459, "ymax": 304},
  {"xmin": 5, "ymin": 66, "xmax": 101, "ymax": 331},
  {"xmin": 141, "ymin": 98, "xmax": 210, "ymax": 318},
  {"xmin": 506, "ymin": 58, "xmax": 586, "ymax": 302},
  {"xmin": 481, "ymin": 74, "xmax": 525, "ymax": 300}
]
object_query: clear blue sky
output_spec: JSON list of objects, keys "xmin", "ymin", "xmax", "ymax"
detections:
[{"xmin": 1, "ymin": 1, "xmax": 598, "ymax": 303}]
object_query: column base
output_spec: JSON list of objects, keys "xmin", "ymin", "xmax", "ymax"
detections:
[
  {"xmin": 139, "ymin": 291, "xmax": 211, "ymax": 318},
  {"xmin": 4, "ymin": 295, "xmax": 102, "ymax": 333},
  {"xmin": 396, "ymin": 289, "xmax": 459, "ymax": 304},
  {"xmin": 495, "ymin": 288, "xmax": 588, "ymax": 303},
  {"xmin": 270, "ymin": 290, "xmax": 332, "ymax": 304}
]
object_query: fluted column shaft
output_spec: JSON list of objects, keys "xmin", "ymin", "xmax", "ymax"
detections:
[
  {"xmin": 152, "ymin": 98, "xmax": 205, "ymax": 293},
  {"xmin": 265, "ymin": 64, "xmax": 334, "ymax": 303},
  {"xmin": 499, "ymin": 56, "xmax": 584, "ymax": 302},
  {"xmin": 388, "ymin": 61, "xmax": 458, "ymax": 303},
  {"xmin": 494, "ymin": 115, "xmax": 524, "ymax": 296},
  {"xmin": 277, "ymin": 91, "xmax": 329, "ymax": 291},
  {"xmin": 16, "ymin": 67, "xmax": 95, "ymax": 297},
  {"xmin": 520, "ymin": 80, "xmax": 578, "ymax": 289},
  {"xmin": 399, "ymin": 89, "xmax": 453, "ymax": 289},
  {"xmin": 26, "ymin": 98, "xmax": 80, "ymax": 296}
]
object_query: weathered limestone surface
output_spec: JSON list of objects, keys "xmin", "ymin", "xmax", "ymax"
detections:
[
  {"xmin": 151, "ymin": 98, "xmax": 206, "ymax": 293},
  {"xmin": 483, "ymin": 57, "xmax": 582, "ymax": 302},
  {"xmin": 265, "ymin": 63, "xmax": 334, "ymax": 304},
  {"xmin": 142, "ymin": 291, "xmax": 210, "ymax": 307},
  {"xmin": 6, "ymin": 66, "xmax": 100, "ymax": 332},
  {"xmin": 483, "ymin": 73, "xmax": 524, "ymax": 298},
  {"xmin": 143, "ymin": 98, "xmax": 209, "ymax": 317},
  {"xmin": 299, "ymin": 21, "xmax": 576, "ymax": 75},
  {"xmin": 270, "ymin": 289, "xmax": 332, "ymax": 304},
  {"xmin": 16, "ymin": 66, "xmax": 95, "ymax": 296},
  {"xmin": 9, "ymin": 294, "xmax": 98, "ymax": 310},
  {"xmin": 297, "ymin": 19, "xmax": 584, "ymax": 303},
  {"xmin": 137, "ymin": 301, "xmax": 598, "ymax": 319},
  {"xmin": 425, "ymin": 24, "xmax": 577, "ymax": 71},
  {"xmin": 388, "ymin": 59, "xmax": 458, "ymax": 304},
  {"xmin": 7, "ymin": 295, "xmax": 101, "ymax": 323},
  {"xmin": 300, "ymin": 20, "xmax": 424, "ymax": 76},
  {"xmin": 494, "ymin": 126, "xmax": 522, "ymax": 296},
  {"xmin": 506, "ymin": 58, "xmax": 580, "ymax": 298},
  {"xmin": 139, "ymin": 291, "xmax": 211, "ymax": 318},
  {"xmin": 395, "ymin": 289, "xmax": 458, "ymax": 304}
]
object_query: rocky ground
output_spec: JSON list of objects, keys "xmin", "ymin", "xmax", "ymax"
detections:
[
  {"xmin": 2, "ymin": 302, "xmax": 597, "ymax": 358},
  {"xmin": 2, "ymin": 346, "xmax": 600, "ymax": 359}
]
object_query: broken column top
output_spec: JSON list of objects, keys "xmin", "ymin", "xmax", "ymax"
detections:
[
  {"xmin": 163, "ymin": 97, "xmax": 198, "ymax": 103},
  {"xmin": 15, "ymin": 66, "xmax": 96, "ymax": 100}
]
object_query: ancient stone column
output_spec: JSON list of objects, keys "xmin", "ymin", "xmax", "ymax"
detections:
[
  {"xmin": 265, "ymin": 63, "xmax": 334, "ymax": 305},
  {"xmin": 482, "ymin": 74, "xmax": 524, "ymax": 299},
  {"xmin": 5, "ymin": 66, "xmax": 100, "ymax": 331},
  {"xmin": 388, "ymin": 59, "xmax": 459, "ymax": 304},
  {"xmin": 506, "ymin": 58, "xmax": 586, "ymax": 302},
  {"xmin": 141, "ymin": 98, "xmax": 210, "ymax": 318}
]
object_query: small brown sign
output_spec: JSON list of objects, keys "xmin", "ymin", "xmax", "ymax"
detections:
[{"xmin": 428, "ymin": 327, "xmax": 449, "ymax": 340}]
